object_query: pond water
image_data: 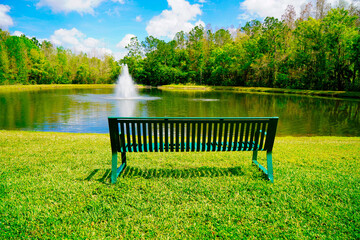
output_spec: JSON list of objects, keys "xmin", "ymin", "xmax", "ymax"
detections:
[{"xmin": 0, "ymin": 88, "xmax": 359, "ymax": 136}]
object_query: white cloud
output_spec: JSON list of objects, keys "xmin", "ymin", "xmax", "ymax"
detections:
[
  {"xmin": 12, "ymin": 31, "xmax": 24, "ymax": 37},
  {"xmin": 0, "ymin": 4, "xmax": 14, "ymax": 29},
  {"xmin": 106, "ymin": 6, "xmax": 121, "ymax": 16},
  {"xmin": 113, "ymin": 51, "xmax": 127, "ymax": 60},
  {"xmin": 37, "ymin": 0, "xmax": 102, "ymax": 14},
  {"xmin": 50, "ymin": 28, "xmax": 112, "ymax": 58},
  {"xmin": 240, "ymin": 0, "xmax": 300, "ymax": 20},
  {"xmin": 12, "ymin": 31, "xmax": 48, "ymax": 43},
  {"xmin": 36, "ymin": 0, "xmax": 124, "ymax": 14},
  {"xmin": 135, "ymin": 15, "xmax": 142, "ymax": 22},
  {"xmin": 198, "ymin": 0, "xmax": 206, "ymax": 3},
  {"xmin": 195, "ymin": 19, "xmax": 205, "ymax": 27},
  {"xmin": 237, "ymin": 12, "xmax": 255, "ymax": 21},
  {"xmin": 239, "ymin": 0, "xmax": 357, "ymax": 20},
  {"xmin": 116, "ymin": 33, "xmax": 136, "ymax": 49},
  {"xmin": 113, "ymin": 34, "xmax": 136, "ymax": 60},
  {"xmin": 146, "ymin": 0, "xmax": 203, "ymax": 39},
  {"xmin": 228, "ymin": 27, "xmax": 238, "ymax": 39}
]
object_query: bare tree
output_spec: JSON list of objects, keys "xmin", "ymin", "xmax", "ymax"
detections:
[
  {"xmin": 282, "ymin": 5, "xmax": 297, "ymax": 29},
  {"xmin": 299, "ymin": 2, "xmax": 313, "ymax": 21}
]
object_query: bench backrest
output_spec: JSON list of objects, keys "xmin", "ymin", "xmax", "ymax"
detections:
[{"xmin": 108, "ymin": 117, "xmax": 278, "ymax": 153}]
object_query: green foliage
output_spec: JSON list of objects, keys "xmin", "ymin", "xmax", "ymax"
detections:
[
  {"xmin": 123, "ymin": 6, "xmax": 359, "ymax": 91},
  {"xmin": 1, "ymin": 3, "xmax": 359, "ymax": 90},
  {"xmin": 0, "ymin": 131, "xmax": 359, "ymax": 238},
  {"xmin": 0, "ymin": 29, "xmax": 120, "ymax": 85}
]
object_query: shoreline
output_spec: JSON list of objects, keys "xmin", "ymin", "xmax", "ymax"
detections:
[
  {"xmin": 158, "ymin": 84, "xmax": 360, "ymax": 99},
  {"xmin": 0, "ymin": 83, "xmax": 359, "ymax": 99}
]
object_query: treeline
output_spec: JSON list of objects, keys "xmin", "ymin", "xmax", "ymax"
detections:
[
  {"xmin": 122, "ymin": 3, "xmax": 360, "ymax": 91},
  {"xmin": 0, "ymin": 30, "xmax": 121, "ymax": 85}
]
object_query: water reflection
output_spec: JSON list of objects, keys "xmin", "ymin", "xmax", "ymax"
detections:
[
  {"xmin": 116, "ymin": 99, "xmax": 138, "ymax": 117},
  {"xmin": 0, "ymin": 88, "xmax": 358, "ymax": 136}
]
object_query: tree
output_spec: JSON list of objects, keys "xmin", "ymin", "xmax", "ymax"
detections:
[
  {"xmin": 282, "ymin": 5, "xmax": 297, "ymax": 29},
  {"xmin": 214, "ymin": 29, "xmax": 232, "ymax": 46},
  {"xmin": 322, "ymin": 8, "xmax": 358, "ymax": 90}
]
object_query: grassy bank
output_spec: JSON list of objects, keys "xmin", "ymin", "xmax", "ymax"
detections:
[
  {"xmin": 0, "ymin": 84, "xmax": 154, "ymax": 93},
  {"xmin": 159, "ymin": 84, "xmax": 360, "ymax": 99},
  {"xmin": 0, "ymin": 131, "xmax": 359, "ymax": 239},
  {"xmin": 0, "ymin": 84, "xmax": 115, "ymax": 92},
  {"xmin": 1, "ymin": 84, "xmax": 360, "ymax": 99}
]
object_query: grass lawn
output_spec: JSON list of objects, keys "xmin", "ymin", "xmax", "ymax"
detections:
[{"xmin": 0, "ymin": 131, "xmax": 359, "ymax": 239}]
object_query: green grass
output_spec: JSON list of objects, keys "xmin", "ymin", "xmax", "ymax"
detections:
[{"xmin": 0, "ymin": 131, "xmax": 359, "ymax": 239}]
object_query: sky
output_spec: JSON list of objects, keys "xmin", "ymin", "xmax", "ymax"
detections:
[{"xmin": 0, "ymin": 0, "xmax": 357, "ymax": 60}]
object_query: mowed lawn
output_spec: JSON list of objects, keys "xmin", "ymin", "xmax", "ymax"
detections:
[{"xmin": 0, "ymin": 130, "xmax": 359, "ymax": 239}]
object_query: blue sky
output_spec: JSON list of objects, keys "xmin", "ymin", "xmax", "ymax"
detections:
[{"xmin": 0, "ymin": 0, "xmax": 354, "ymax": 59}]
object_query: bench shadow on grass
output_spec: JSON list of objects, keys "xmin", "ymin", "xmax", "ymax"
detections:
[{"xmin": 85, "ymin": 166, "xmax": 245, "ymax": 183}]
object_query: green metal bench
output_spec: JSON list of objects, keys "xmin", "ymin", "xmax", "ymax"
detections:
[{"xmin": 108, "ymin": 117, "xmax": 278, "ymax": 184}]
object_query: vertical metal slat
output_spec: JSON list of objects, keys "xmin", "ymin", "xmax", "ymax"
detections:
[
  {"xmin": 175, "ymin": 122, "xmax": 179, "ymax": 152},
  {"xmin": 238, "ymin": 122, "xmax": 245, "ymax": 151},
  {"xmin": 125, "ymin": 122, "xmax": 132, "ymax": 152},
  {"xmin": 217, "ymin": 120, "xmax": 223, "ymax": 151},
  {"xmin": 137, "ymin": 122, "xmax": 142, "ymax": 152},
  {"xmin": 222, "ymin": 122, "xmax": 229, "ymax": 151},
  {"xmin": 207, "ymin": 122, "xmax": 213, "ymax": 151},
  {"xmin": 181, "ymin": 122, "xmax": 185, "ymax": 152},
  {"xmin": 148, "ymin": 122, "xmax": 153, "ymax": 151},
  {"xmin": 197, "ymin": 122, "xmax": 201, "ymax": 151},
  {"xmin": 186, "ymin": 122, "xmax": 190, "ymax": 152},
  {"xmin": 131, "ymin": 122, "xmax": 137, "ymax": 152},
  {"xmin": 154, "ymin": 122, "xmax": 158, "ymax": 152}
]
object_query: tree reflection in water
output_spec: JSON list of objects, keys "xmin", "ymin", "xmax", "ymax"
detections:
[{"xmin": 0, "ymin": 88, "xmax": 358, "ymax": 136}]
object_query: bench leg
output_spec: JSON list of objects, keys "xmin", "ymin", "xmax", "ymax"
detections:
[
  {"xmin": 252, "ymin": 150, "xmax": 258, "ymax": 162},
  {"xmin": 252, "ymin": 150, "xmax": 274, "ymax": 183},
  {"xmin": 111, "ymin": 152, "xmax": 118, "ymax": 184},
  {"xmin": 266, "ymin": 151, "xmax": 274, "ymax": 183},
  {"xmin": 111, "ymin": 152, "xmax": 127, "ymax": 184}
]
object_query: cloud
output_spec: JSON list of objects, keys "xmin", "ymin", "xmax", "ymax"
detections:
[
  {"xmin": 239, "ymin": 0, "xmax": 357, "ymax": 20},
  {"xmin": 36, "ymin": 0, "xmax": 124, "ymax": 14},
  {"xmin": 50, "ymin": 28, "xmax": 112, "ymax": 58},
  {"xmin": 12, "ymin": 31, "xmax": 48, "ymax": 43},
  {"xmin": 12, "ymin": 31, "xmax": 24, "ymax": 37},
  {"xmin": 0, "ymin": 4, "xmax": 14, "ymax": 29},
  {"xmin": 135, "ymin": 15, "xmax": 142, "ymax": 22},
  {"xmin": 114, "ymin": 34, "xmax": 137, "ymax": 60},
  {"xmin": 106, "ymin": 6, "xmax": 121, "ymax": 16},
  {"xmin": 113, "ymin": 51, "xmax": 127, "ymax": 60},
  {"xmin": 240, "ymin": 0, "xmax": 292, "ymax": 19},
  {"xmin": 116, "ymin": 34, "xmax": 136, "ymax": 49},
  {"xmin": 146, "ymin": 0, "xmax": 203, "ymax": 39},
  {"xmin": 228, "ymin": 27, "xmax": 238, "ymax": 39}
]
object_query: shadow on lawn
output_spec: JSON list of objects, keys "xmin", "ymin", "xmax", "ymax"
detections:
[{"xmin": 85, "ymin": 166, "xmax": 244, "ymax": 183}]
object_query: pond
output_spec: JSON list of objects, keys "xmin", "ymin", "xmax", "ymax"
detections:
[{"xmin": 0, "ymin": 87, "xmax": 359, "ymax": 136}]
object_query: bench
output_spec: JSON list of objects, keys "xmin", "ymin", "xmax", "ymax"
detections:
[{"xmin": 108, "ymin": 117, "xmax": 278, "ymax": 184}]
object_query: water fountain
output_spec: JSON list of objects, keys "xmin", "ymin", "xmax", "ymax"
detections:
[
  {"xmin": 115, "ymin": 65, "xmax": 139, "ymax": 99},
  {"xmin": 112, "ymin": 64, "xmax": 160, "ymax": 117}
]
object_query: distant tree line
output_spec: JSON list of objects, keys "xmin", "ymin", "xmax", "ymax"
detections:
[
  {"xmin": 1, "ymin": 0, "xmax": 359, "ymax": 91},
  {"xmin": 122, "ymin": 1, "xmax": 360, "ymax": 91},
  {"xmin": 0, "ymin": 30, "xmax": 121, "ymax": 85}
]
